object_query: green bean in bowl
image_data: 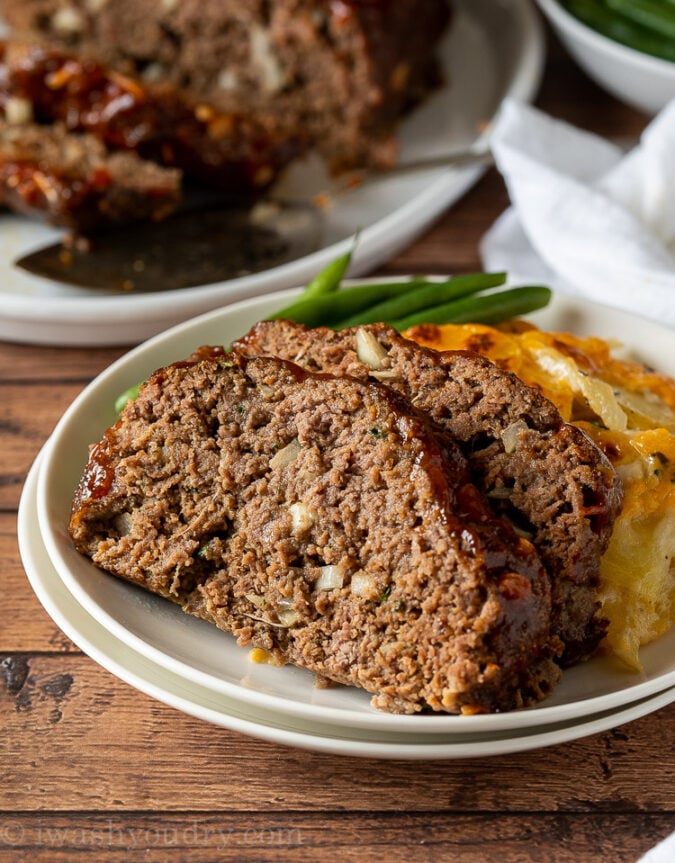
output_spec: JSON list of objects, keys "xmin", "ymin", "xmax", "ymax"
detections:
[
  {"xmin": 535, "ymin": 0, "xmax": 675, "ymax": 114},
  {"xmin": 563, "ymin": 0, "xmax": 675, "ymax": 61}
]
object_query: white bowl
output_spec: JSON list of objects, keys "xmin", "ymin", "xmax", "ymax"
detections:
[{"xmin": 534, "ymin": 0, "xmax": 675, "ymax": 114}]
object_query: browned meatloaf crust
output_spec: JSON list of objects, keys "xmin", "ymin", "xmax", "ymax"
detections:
[
  {"xmin": 1, "ymin": 0, "xmax": 451, "ymax": 171},
  {"xmin": 0, "ymin": 119, "xmax": 180, "ymax": 230},
  {"xmin": 69, "ymin": 353, "xmax": 561, "ymax": 714},
  {"xmin": 0, "ymin": 40, "xmax": 302, "ymax": 193},
  {"xmin": 231, "ymin": 320, "xmax": 624, "ymax": 664}
]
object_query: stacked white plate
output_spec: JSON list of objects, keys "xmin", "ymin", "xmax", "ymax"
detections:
[{"xmin": 18, "ymin": 288, "xmax": 675, "ymax": 759}]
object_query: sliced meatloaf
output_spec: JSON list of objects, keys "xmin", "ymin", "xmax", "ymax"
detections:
[
  {"xmin": 0, "ymin": 40, "xmax": 303, "ymax": 192},
  {"xmin": 69, "ymin": 354, "xmax": 560, "ymax": 714},
  {"xmin": 0, "ymin": 120, "xmax": 180, "ymax": 231},
  {"xmin": 231, "ymin": 320, "xmax": 624, "ymax": 664},
  {"xmin": 1, "ymin": 0, "xmax": 450, "ymax": 171}
]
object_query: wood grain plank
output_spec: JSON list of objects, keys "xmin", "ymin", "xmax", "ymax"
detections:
[
  {"xmin": 1, "ymin": 655, "xmax": 673, "ymax": 813},
  {"xmin": 0, "ymin": 516, "xmax": 78, "ymax": 653},
  {"xmin": 0, "ymin": 383, "xmax": 85, "ymax": 511},
  {"xmin": 0, "ymin": 344, "xmax": 126, "ymax": 384},
  {"xmin": 0, "ymin": 812, "xmax": 672, "ymax": 862}
]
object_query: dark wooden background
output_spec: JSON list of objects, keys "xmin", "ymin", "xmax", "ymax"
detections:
[{"xmin": 1, "ymin": 22, "xmax": 673, "ymax": 863}]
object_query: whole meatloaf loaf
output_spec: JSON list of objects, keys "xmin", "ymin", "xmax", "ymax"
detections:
[
  {"xmin": 69, "ymin": 354, "xmax": 562, "ymax": 715},
  {"xmin": 231, "ymin": 320, "xmax": 624, "ymax": 664},
  {"xmin": 1, "ymin": 0, "xmax": 451, "ymax": 171},
  {"xmin": 0, "ymin": 119, "xmax": 180, "ymax": 230}
]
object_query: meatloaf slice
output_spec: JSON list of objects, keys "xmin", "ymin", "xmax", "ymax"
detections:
[
  {"xmin": 69, "ymin": 354, "xmax": 560, "ymax": 714},
  {"xmin": 232, "ymin": 320, "xmax": 624, "ymax": 664},
  {"xmin": 0, "ymin": 40, "xmax": 303, "ymax": 192},
  {"xmin": 0, "ymin": 120, "xmax": 180, "ymax": 231},
  {"xmin": 1, "ymin": 0, "xmax": 450, "ymax": 171}
]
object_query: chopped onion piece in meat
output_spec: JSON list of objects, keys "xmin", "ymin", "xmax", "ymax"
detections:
[
  {"xmin": 113, "ymin": 512, "xmax": 133, "ymax": 536},
  {"xmin": 355, "ymin": 328, "xmax": 389, "ymax": 370},
  {"xmin": 500, "ymin": 419, "xmax": 528, "ymax": 454},
  {"xmin": 350, "ymin": 571, "xmax": 376, "ymax": 598},
  {"xmin": 245, "ymin": 592, "xmax": 266, "ymax": 610},
  {"xmin": 486, "ymin": 486, "xmax": 513, "ymax": 500},
  {"xmin": 289, "ymin": 501, "xmax": 315, "ymax": 532},
  {"xmin": 315, "ymin": 565, "xmax": 344, "ymax": 591},
  {"xmin": 276, "ymin": 608, "xmax": 299, "ymax": 627},
  {"xmin": 270, "ymin": 437, "xmax": 301, "ymax": 470}
]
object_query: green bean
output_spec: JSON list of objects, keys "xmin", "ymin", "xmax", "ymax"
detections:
[
  {"xmin": 299, "ymin": 233, "xmax": 359, "ymax": 300},
  {"xmin": 389, "ymin": 286, "xmax": 552, "ymax": 331},
  {"xmin": 605, "ymin": 0, "xmax": 675, "ymax": 38},
  {"xmin": 563, "ymin": 0, "xmax": 675, "ymax": 60},
  {"xmin": 114, "ymin": 383, "xmax": 141, "ymax": 415},
  {"xmin": 269, "ymin": 278, "xmax": 429, "ymax": 327},
  {"xmin": 334, "ymin": 272, "xmax": 507, "ymax": 329}
]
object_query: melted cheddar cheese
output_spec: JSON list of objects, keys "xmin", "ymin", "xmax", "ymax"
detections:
[{"xmin": 405, "ymin": 321, "xmax": 675, "ymax": 671}]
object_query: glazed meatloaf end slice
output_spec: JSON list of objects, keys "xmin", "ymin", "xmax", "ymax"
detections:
[
  {"xmin": 1, "ymin": 0, "xmax": 450, "ymax": 171},
  {"xmin": 0, "ymin": 120, "xmax": 180, "ymax": 231},
  {"xmin": 0, "ymin": 41, "xmax": 303, "ymax": 193},
  {"xmin": 232, "ymin": 320, "xmax": 624, "ymax": 664},
  {"xmin": 69, "ymin": 354, "xmax": 561, "ymax": 714}
]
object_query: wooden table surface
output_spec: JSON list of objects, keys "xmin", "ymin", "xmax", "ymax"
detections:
[{"xmin": 1, "ymin": 26, "xmax": 673, "ymax": 863}]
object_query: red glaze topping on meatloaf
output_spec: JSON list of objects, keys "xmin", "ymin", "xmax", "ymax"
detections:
[
  {"xmin": 0, "ymin": 119, "xmax": 180, "ymax": 230},
  {"xmin": 0, "ymin": 40, "xmax": 303, "ymax": 192}
]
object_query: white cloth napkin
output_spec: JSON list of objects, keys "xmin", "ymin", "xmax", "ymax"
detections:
[
  {"xmin": 480, "ymin": 98, "xmax": 675, "ymax": 328},
  {"xmin": 637, "ymin": 832, "xmax": 675, "ymax": 863}
]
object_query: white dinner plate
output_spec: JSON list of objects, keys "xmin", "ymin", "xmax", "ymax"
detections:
[
  {"xmin": 0, "ymin": 0, "xmax": 544, "ymax": 347},
  {"xmin": 34, "ymin": 287, "xmax": 675, "ymax": 736},
  {"xmin": 19, "ymin": 453, "xmax": 675, "ymax": 758}
]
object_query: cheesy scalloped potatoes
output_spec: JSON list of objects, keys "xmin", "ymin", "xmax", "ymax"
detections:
[{"xmin": 405, "ymin": 320, "xmax": 675, "ymax": 671}]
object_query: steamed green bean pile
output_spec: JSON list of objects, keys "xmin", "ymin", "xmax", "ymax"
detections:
[{"xmin": 561, "ymin": 0, "xmax": 675, "ymax": 61}]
